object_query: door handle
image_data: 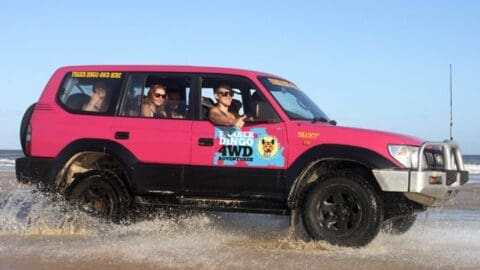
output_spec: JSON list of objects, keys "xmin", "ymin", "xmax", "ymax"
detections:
[
  {"xmin": 115, "ymin": 131, "xmax": 130, "ymax": 140},
  {"xmin": 198, "ymin": 138, "xmax": 214, "ymax": 146}
]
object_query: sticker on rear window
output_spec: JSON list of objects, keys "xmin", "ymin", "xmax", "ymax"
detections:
[{"xmin": 72, "ymin": 71, "xmax": 123, "ymax": 79}]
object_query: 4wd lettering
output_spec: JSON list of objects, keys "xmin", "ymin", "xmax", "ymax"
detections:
[{"xmin": 218, "ymin": 145, "xmax": 253, "ymax": 161}]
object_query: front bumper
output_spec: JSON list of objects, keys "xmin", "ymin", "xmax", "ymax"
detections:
[
  {"xmin": 372, "ymin": 141, "xmax": 469, "ymax": 206},
  {"xmin": 373, "ymin": 169, "xmax": 469, "ymax": 206}
]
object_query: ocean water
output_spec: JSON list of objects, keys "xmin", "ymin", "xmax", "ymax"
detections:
[
  {"xmin": 464, "ymin": 155, "xmax": 480, "ymax": 175},
  {"xmin": 1, "ymin": 150, "xmax": 480, "ymax": 269},
  {"xmin": 0, "ymin": 150, "xmax": 19, "ymax": 173}
]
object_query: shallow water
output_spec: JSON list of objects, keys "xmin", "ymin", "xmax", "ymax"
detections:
[{"xmin": 1, "ymin": 172, "xmax": 480, "ymax": 270}]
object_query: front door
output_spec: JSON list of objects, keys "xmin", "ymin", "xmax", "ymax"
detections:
[{"xmin": 185, "ymin": 75, "xmax": 287, "ymax": 200}]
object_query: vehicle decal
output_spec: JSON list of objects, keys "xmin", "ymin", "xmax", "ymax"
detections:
[
  {"xmin": 213, "ymin": 127, "xmax": 285, "ymax": 167},
  {"xmin": 297, "ymin": 131, "xmax": 320, "ymax": 139},
  {"xmin": 257, "ymin": 135, "xmax": 279, "ymax": 158},
  {"xmin": 267, "ymin": 78, "xmax": 298, "ymax": 89},
  {"xmin": 71, "ymin": 71, "xmax": 123, "ymax": 79}
]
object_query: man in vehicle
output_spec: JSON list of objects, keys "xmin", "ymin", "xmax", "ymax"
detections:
[{"xmin": 208, "ymin": 84, "xmax": 246, "ymax": 128}]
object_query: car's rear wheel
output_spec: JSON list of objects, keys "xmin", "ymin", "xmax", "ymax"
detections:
[
  {"xmin": 302, "ymin": 172, "xmax": 383, "ymax": 247},
  {"xmin": 67, "ymin": 170, "xmax": 130, "ymax": 222}
]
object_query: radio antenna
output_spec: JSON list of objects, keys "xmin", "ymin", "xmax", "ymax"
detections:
[{"xmin": 449, "ymin": 64, "xmax": 453, "ymax": 141}]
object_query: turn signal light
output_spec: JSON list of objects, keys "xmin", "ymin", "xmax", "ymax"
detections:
[{"xmin": 429, "ymin": 176, "xmax": 442, "ymax": 185}]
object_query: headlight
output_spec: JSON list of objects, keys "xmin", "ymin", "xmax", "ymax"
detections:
[{"xmin": 388, "ymin": 145, "xmax": 420, "ymax": 168}]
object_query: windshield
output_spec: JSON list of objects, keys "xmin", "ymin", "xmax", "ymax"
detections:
[{"xmin": 258, "ymin": 77, "xmax": 330, "ymax": 122}]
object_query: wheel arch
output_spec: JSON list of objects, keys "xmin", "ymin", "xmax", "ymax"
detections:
[
  {"xmin": 286, "ymin": 144, "xmax": 398, "ymax": 209},
  {"xmin": 51, "ymin": 139, "xmax": 139, "ymax": 194},
  {"xmin": 20, "ymin": 103, "xmax": 37, "ymax": 156}
]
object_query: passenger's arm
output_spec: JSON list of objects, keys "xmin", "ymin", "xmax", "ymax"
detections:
[
  {"xmin": 83, "ymin": 93, "xmax": 103, "ymax": 112},
  {"xmin": 141, "ymin": 104, "xmax": 152, "ymax": 117},
  {"xmin": 209, "ymin": 107, "xmax": 245, "ymax": 128}
]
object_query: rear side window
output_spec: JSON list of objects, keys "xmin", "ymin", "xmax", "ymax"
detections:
[
  {"xmin": 119, "ymin": 73, "xmax": 192, "ymax": 120},
  {"xmin": 57, "ymin": 71, "xmax": 124, "ymax": 115}
]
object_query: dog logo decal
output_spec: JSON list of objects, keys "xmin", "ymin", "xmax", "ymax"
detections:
[{"xmin": 257, "ymin": 136, "xmax": 279, "ymax": 159}]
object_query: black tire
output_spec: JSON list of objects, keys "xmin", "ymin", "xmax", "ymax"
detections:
[
  {"xmin": 383, "ymin": 214, "xmax": 417, "ymax": 235},
  {"xmin": 20, "ymin": 103, "xmax": 36, "ymax": 156},
  {"xmin": 66, "ymin": 170, "xmax": 130, "ymax": 222},
  {"xmin": 302, "ymin": 172, "xmax": 384, "ymax": 247}
]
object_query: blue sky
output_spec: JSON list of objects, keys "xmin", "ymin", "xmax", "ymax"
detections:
[{"xmin": 0, "ymin": 0, "xmax": 479, "ymax": 153}]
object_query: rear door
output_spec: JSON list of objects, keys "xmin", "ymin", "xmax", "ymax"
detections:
[{"xmin": 111, "ymin": 72, "xmax": 193, "ymax": 194}]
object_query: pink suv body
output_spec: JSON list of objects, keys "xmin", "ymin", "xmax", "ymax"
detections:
[{"xmin": 16, "ymin": 65, "xmax": 468, "ymax": 247}]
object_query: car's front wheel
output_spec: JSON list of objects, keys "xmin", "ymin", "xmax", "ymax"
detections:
[{"xmin": 302, "ymin": 172, "xmax": 384, "ymax": 247}]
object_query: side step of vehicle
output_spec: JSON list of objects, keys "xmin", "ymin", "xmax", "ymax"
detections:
[{"xmin": 134, "ymin": 195, "xmax": 289, "ymax": 215}]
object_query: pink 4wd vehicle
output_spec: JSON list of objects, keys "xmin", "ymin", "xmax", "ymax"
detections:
[{"xmin": 16, "ymin": 65, "xmax": 468, "ymax": 247}]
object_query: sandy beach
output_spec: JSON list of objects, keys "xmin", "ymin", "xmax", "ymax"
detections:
[{"xmin": 1, "ymin": 171, "xmax": 480, "ymax": 270}]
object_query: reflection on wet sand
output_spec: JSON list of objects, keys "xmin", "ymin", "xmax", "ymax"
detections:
[{"xmin": 1, "ymin": 172, "xmax": 479, "ymax": 270}]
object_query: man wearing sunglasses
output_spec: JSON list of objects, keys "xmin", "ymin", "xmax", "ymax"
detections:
[{"xmin": 208, "ymin": 84, "xmax": 246, "ymax": 128}]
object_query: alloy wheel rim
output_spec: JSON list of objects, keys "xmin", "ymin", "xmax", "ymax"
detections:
[
  {"xmin": 77, "ymin": 184, "xmax": 114, "ymax": 217},
  {"xmin": 315, "ymin": 188, "xmax": 362, "ymax": 234}
]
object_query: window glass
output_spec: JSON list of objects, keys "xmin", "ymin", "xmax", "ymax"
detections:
[
  {"xmin": 200, "ymin": 76, "xmax": 280, "ymax": 123},
  {"xmin": 201, "ymin": 85, "xmax": 244, "ymax": 119},
  {"xmin": 258, "ymin": 76, "xmax": 330, "ymax": 122},
  {"xmin": 58, "ymin": 72, "xmax": 124, "ymax": 114},
  {"xmin": 120, "ymin": 74, "xmax": 145, "ymax": 117},
  {"xmin": 119, "ymin": 73, "xmax": 191, "ymax": 119}
]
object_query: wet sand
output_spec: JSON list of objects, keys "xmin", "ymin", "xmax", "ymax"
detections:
[{"xmin": 1, "ymin": 172, "xmax": 479, "ymax": 270}]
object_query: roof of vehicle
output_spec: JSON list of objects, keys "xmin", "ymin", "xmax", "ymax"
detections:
[{"xmin": 57, "ymin": 65, "xmax": 283, "ymax": 79}]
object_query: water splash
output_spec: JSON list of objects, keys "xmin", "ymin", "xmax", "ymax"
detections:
[
  {"xmin": 0, "ymin": 189, "xmax": 94, "ymax": 236},
  {"xmin": 1, "ymin": 178, "xmax": 480, "ymax": 269}
]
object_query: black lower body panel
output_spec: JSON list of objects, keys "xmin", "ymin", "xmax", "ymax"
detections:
[
  {"xmin": 15, "ymin": 157, "xmax": 56, "ymax": 189},
  {"xmin": 134, "ymin": 195, "xmax": 289, "ymax": 215}
]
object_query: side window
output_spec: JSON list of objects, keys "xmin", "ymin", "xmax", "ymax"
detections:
[
  {"xmin": 200, "ymin": 85, "xmax": 244, "ymax": 120},
  {"xmin": 200, "ymin": 76, "xmax": 280, "ymax": 123},
  {"xmin": 249, "ymin": 88, "xmax": 280, "ymax": 122},
  {"xmin": 119, "ymin": 73, "xmax": 191, "ymax": 119},
  {"xmin": 58, "ymin": 72, "xmax": 123, "ymax": 115},
  {"xmin": 120, "ymin": 74, "xmax": 145, "ymax": 117}
]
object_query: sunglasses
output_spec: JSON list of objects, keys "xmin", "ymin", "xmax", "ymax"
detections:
[
  {"xmin": 154, "ymin": 93, "xmax": 167, "ymax": 98},
  {"xmin": 217, "ymin": 91, "xmax": 234, "ymax": 97}
]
